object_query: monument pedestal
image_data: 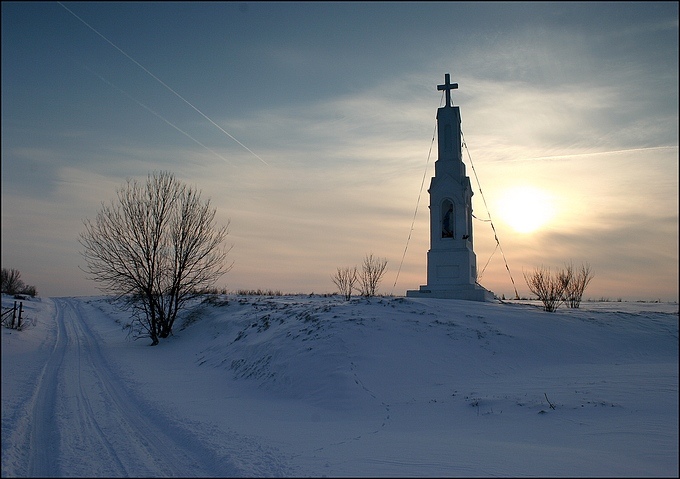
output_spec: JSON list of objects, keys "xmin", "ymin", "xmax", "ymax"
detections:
[{"xmin": 406, "ymin": 283, "xmax": 494, "ymax": 301}]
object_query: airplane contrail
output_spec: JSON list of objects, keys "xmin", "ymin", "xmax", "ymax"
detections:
[
  {"xmin": 58, "ymin": 1, "xmax": 268, "ymax": 165},
  {"xmin": 85, "ymin": 66, "xmax": 235, "ymax": 167},
  {"xmin": 521, "ymin": 145, "xmax": 677, "ymax": 162}
]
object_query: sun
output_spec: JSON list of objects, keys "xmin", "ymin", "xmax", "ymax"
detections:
[{"xmin": 495, "ymin": 186, "xmax": 556, "ymax": 234}]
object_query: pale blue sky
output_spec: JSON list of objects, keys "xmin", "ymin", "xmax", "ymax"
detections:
[{"xmin": 2, "ymin": 2, "xmax": 678, "ymax": 300}]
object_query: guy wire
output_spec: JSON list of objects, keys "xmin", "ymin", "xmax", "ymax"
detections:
[
  {"xmin": 461, "ymin": 129, "xmax": 519, "ymax": 299},
  {"xmin": 391, "ymin": 119, "xmax": 437, "ymax": 295}
]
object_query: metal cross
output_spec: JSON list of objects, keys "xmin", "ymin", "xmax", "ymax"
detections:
[{"xmin": 437, "ymin": 73, "xmax": 458, "ymax": 107}]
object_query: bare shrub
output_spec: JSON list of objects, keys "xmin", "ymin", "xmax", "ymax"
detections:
[
  {"xmin": 563, "ymin": 262, "xmax": 594, "ymax": 308},
  {"xmin": 523, "ymin": 265, "xmax": 571, "ymax": 312},
  {"xmin": 79, "ymin": 171, "xmax": 232, "ymax": 345},
  {"xmin": 358, "ymin": 254, "xmax": 388, "ymax": 297},
  {"xmin": 331, "ymin": 266, "xmax": 358, "ymax": 301}
]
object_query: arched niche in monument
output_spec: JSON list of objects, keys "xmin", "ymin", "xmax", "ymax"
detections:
[{"xmin": 442, "ymin": 199, "xmax": 454, "ymax": 238}]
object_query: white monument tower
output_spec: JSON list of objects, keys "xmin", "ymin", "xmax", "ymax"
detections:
[{"xmin": 407, "ymin": 73, "xmax": 494, "ymax": 301}]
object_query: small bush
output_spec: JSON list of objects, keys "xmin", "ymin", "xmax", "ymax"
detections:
[
  {"xmin": 563, "ymin": 262, "xmax": 594, "ymax": 309},
  {"xmin": 358, "ymin": 253, "xmax": 388, "ymax": 297},
  {"xmin": 523, "ymin": 262, "xmax": 593, "ymax": 312},
  {"xmin": 331, "ymin": 266, "xmax": 358, "ymax": 301},
  {"xmin": 523, "ymin": 265, "xmax": 571, "ymax": 312}
]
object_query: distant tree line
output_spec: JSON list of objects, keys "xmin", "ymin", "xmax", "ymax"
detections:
[{"xmin": 0, "ymin": 268, "xmax": 38, "ymax": 297}]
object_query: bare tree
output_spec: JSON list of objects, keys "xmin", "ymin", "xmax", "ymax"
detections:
[
  {"xmin": 358, "ymin": 253, "xmax": 388, "ymax": 297},
  {"xmin": 331, "ymin": 266, "xmax": 358, "ymax": 301},
  {"xmin": 563, "ymin": 262, "xmax": 594, "ymax": 308},
  {"xmin": 1, "ymin": 268, "xmax": 37, "ymax": 297},
  {"xmin": 1, "ymin": 268, "xmax": 24, "ymax": 295},
  {"xmin": 79, "ymin": 171, "xmax": 232, "ymax": 345},
  {"xmin": 523, "ymin": 265, "xmax": 572, "ymax": 312}
]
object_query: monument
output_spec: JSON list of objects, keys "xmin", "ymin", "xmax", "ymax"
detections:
[{"xmin": 407, "ymin": 73, "xmax": 494, "ymax": 301}]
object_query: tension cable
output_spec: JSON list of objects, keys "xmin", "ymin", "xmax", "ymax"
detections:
[
  {"xmin": 391, "ymin": 118, "xmax": 438, "ymax": 295},
  {"xmin": 461, "ymin": 129, "xmax": 520, "ymax": 299}
]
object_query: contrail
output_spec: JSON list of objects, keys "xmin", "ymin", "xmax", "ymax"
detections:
[
  {"xmin": 520, "ymin": 145, "xmax": 677, "ymax": 162},
  {"xmin": 85, "ymin": 66, "xmax": 235, "ymax": 166},
  {"xmin": 58, "ymin": 1, "xmax": 268, "ymax": 165}
]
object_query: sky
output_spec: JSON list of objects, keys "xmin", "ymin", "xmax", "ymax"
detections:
[
  {"xmin": 2, "ymin": 294, "xmax": 678, "ymax": 476},
  {"xmin": 2, "ymin": 2, "xmax": 678, "ymax": 301}
]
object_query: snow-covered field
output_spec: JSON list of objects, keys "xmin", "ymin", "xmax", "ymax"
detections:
[{"xmin": 2, "ymin": 293, "xmax": 678, "ymax": 477}]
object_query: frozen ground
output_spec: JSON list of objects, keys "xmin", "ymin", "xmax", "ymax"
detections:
[{"xmin": 2, "ymin": 293, "xmax": 678, "ymax": 477}]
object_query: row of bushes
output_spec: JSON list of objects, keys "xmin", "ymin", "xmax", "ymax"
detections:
[{"xmin": 1, "ymin": 268, "xmax": 38, "ymax": 297}]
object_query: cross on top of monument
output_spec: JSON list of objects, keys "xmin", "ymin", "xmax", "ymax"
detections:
[{"xmin": 437, "ymin": 73, "xmax": 458, "ymax": 107}]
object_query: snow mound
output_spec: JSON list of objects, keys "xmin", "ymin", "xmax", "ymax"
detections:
[{"xmin": 173, "ymin": 295, "xmax": 678, "ymax": 413}]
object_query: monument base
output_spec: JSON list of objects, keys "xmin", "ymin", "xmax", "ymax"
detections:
[{"xmin": 406, "ymin": 283, "xmax": 495, "ymax": 302}]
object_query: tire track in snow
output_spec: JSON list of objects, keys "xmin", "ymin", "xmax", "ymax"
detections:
[
  {"xmin": 28, "ymin": 298, "xmax": 243, "ymax": 477},
  {"xmin": 26, "ymin": 299, "xmax": 66, "ymax": 477}
]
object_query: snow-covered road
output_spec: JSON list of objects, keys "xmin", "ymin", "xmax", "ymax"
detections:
[{"xmin": 6, "ymin": 298, "xmax": 245, "ymax": 477}]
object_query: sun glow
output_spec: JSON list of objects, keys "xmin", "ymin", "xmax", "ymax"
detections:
[{"xmin": 495, "ymin": 186, "xmax": 556, "ymax": 234}]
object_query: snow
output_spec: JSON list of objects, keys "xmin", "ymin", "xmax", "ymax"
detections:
[{"xmin": 2, "ymin": 293, "xmax": 678, "ymax": 477}]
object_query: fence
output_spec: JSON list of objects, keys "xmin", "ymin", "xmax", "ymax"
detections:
[{"xmin": 1, "ymin": 301, "xmax": 24, "ymax": 330}]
